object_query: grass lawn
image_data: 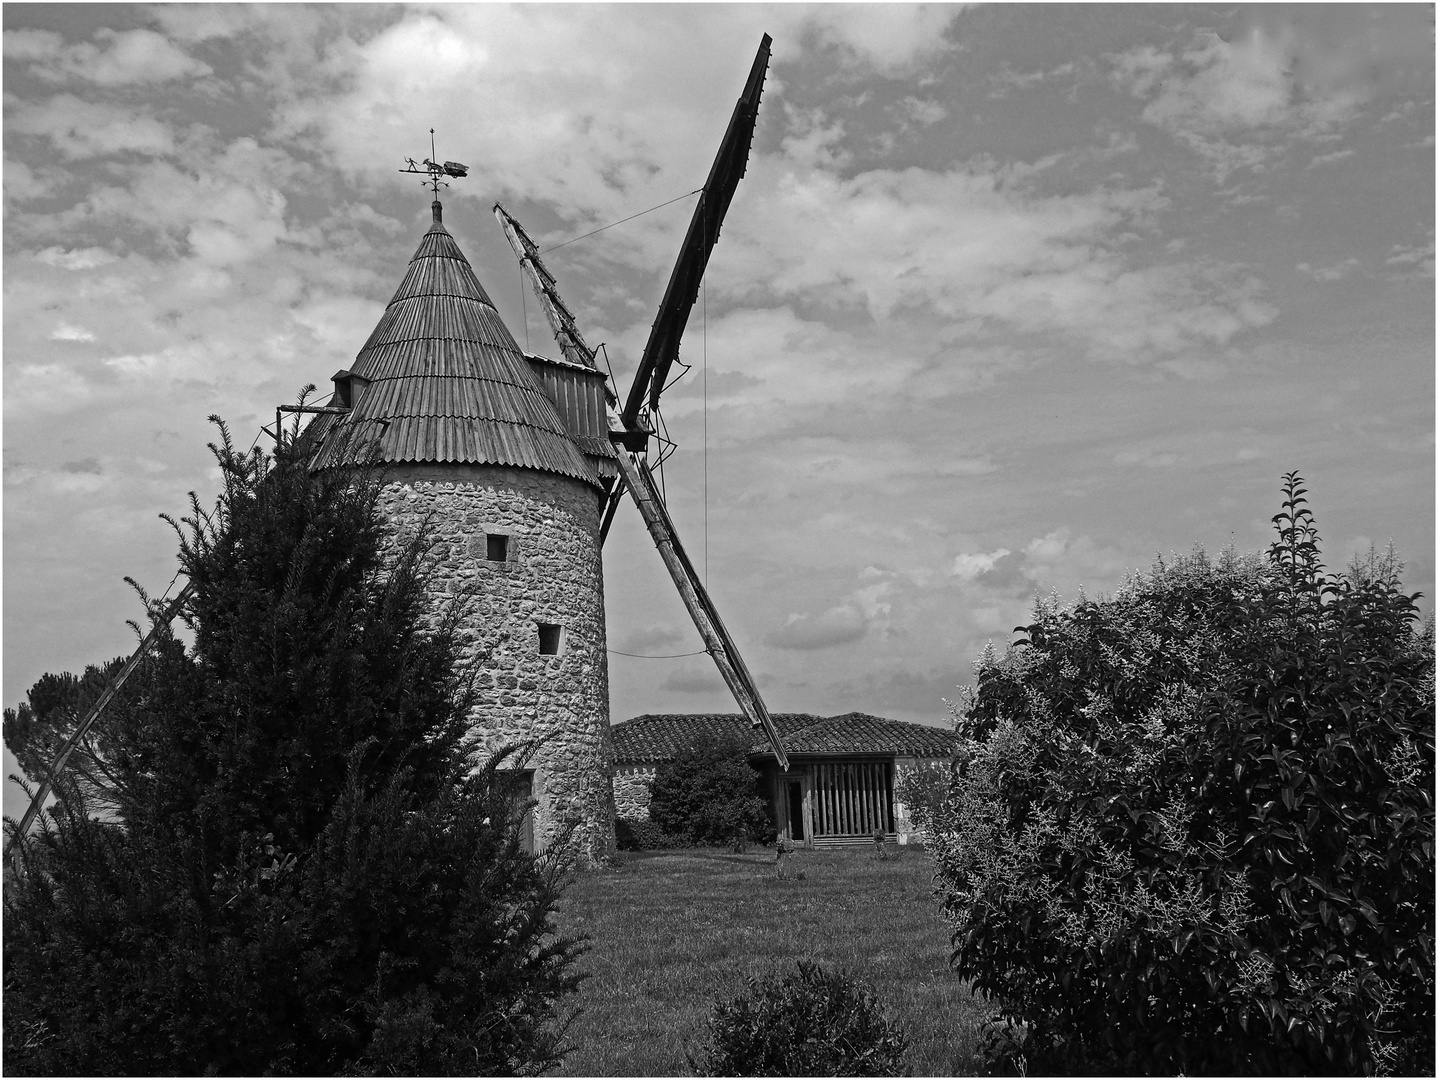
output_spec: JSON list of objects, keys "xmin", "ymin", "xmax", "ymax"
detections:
[{"xmin": 551, "ymin": 844, "xmax": 988, "ymax": 1076}]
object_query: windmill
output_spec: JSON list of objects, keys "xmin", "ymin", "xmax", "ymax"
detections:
[
  {"xmin": 493, "ymin": 33, "xmax": 787, "ymax": 770},
  {"xmin": 7, "ymin": 35, "xmax": 786, "ymax": 864}
]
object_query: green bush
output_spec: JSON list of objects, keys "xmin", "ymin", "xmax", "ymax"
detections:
[
  {"xmin": 3, "ymin": 422, "xmax": 583, "ymax": 1076},
  {"xmin": 614, "ymin": 817, "xmax": 689, "ymax": 851},
  {"xmin": 894, "ymin": 760, "xmax": 952, "ymax": 834},
  {"xmin": 648, "ymin": 733, "xmax": 774, "ymax": 849},
  {"xmin": 930, "ymin": 474, "xmax": 1434, "ymax": 1076},
  {"xmin": 690, "ymin": 960, "xmax": 907, "ymax": 1076}
]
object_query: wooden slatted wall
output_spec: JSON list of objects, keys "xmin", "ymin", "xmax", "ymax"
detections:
[{"xmin": 809, "ymin": 760, "xmax": 893, "ymax": 836}]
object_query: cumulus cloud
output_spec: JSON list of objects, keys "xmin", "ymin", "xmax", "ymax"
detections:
[
  {"xmin": 34, "ymin": 246, "xmax": 119, "ymax": 270},
  {"xmin": 896, "ymin": 96, "xmax": 948, "ymax": 127},
  {"xmin": 7, "ymin": 95, "xmax": 179, "ymax": 160},
  {"xmin": 1110, "ymin": 9, "xmax": 1432, "ymax": 177},
  {"xmin": 1021, "ymin": 528, "xmax": 1132, "ymax": 593},
  {"xmin": 50, "ymin": 323, "xmax": 96, "ymax": 342},
  {"xmin": 5, "ymin": 26, "xmax": 212, "ymax": 85},
  {"xmin": 795, "ymin": 6, "xmax": 961, "ymax": 74},
  {"xmin": 717, "ymin": 156, "xmax": 1277, "ymax": 365},
  {"xmin": 947, "ymin": 548, "xmax": 1011, "ymax": 581}
]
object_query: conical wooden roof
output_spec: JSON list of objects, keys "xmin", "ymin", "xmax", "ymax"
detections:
[{"xmin": 308, "ymin": 202, "xmax": 597, "ymax": 485}]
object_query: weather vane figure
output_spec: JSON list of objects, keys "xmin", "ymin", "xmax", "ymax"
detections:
[{"xmin": 401, "ymin": 128, "xmax": 468, "ymax": 195}]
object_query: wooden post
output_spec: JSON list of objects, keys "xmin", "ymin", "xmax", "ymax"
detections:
[{"xmin": 613, "ymin": 451, "xmax": 788, "ymax": 770}]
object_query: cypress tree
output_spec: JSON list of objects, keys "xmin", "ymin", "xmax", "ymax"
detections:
[{"xmin": 4, "ymin": 420, "xmax": 583, "ymax": 1075}]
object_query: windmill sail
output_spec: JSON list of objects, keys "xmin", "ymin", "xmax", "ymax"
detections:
[
  {"xmin": 611, "ymin": 451, "xmax": 789, "ymax": 770},
  {"xmin": 620, "ymin": 33, "xmax": 771, "ymax": 436},
  {"xmin": 496, "ymin": 201, "xmax": 788, "ymax": 770},
  {"xmin": 494, "ymin": 203, "xmax": 629, "ymax": 539}
]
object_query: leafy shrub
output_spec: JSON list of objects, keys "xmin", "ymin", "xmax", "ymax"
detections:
[
  {"xmin": 690, "ymin": 960, "xmax": 907, "ymax": 1076},
  {"xmin": 895, "ymin": 760, "xmax": 953, "ymax": 834},
  {"xmin": 614, "ymin": 817, "xmax": 690, "ymax": 851},
  {"xmin": 3, "ymin": 422, "xmax": 583, "ymax": 1076},
  {"xmin": 930, "ymin": 474, "xmax": 1434, "ymax": 1076},
  {"xmin": 648, "ymin": 733, "xmax": 773, "ymax": 848}
]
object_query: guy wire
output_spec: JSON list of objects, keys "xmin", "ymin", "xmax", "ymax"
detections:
[{"xmin": 541, "ymin": 188, "xmax": 702, "ymax": 254}]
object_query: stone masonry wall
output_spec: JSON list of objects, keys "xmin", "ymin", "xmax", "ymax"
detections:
[
  {"xmin": 613, "ymin": 764, "xmax": 656, "ymax": 821},
  {"xmin": 379, "ymin": 463, "xmax": 616, "ymax": 866}
]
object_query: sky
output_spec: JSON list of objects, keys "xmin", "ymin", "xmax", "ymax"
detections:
[{"xmin": 4, "ymin": 4, "xmax": 1434, "ymax": 816}]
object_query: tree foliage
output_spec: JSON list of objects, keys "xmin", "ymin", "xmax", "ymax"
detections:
[
  {"xmin": 690, "ymin": 960, "xmax": 908, "ymax": 1077},
  {"xmin": 648, "ymin": 732, "xmax": 772, "ymax": 848},
  {"xmin": 4, "ymin": 422, "xmax": 583, "ymax": 1076},
  {"xmin": 930, "ymin": 474, "xmax": 1434, "ymax": 1076}
]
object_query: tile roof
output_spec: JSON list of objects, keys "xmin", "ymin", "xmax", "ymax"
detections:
[
  {"xmin": 610, "ymin": 712, "xmax": 958, "ymax": 764},
  {"xmin": 307, "ymin": 202, "xmax": 598, "ymax": 485}
]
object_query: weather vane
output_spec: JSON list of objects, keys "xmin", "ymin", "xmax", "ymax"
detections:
[{"xmin": 400, "ymin": 128, "xmax": 468, "ymax": 195}]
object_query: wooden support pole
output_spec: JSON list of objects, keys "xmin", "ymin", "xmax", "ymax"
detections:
[
  {"xmin": 5, "ymin": 581, "xmax": 195, "ymax": 862},
  {"xmin": 613, "ymin": 450, "xmax": 788, "ymax": 770}
]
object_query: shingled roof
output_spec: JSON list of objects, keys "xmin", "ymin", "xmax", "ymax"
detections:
[
  {"xmin": 307, "ymin": 201, "xmax": 597, "ymax": 485},
  {"xmin": 611, "ymin": 712, "xmax": 958, "ymax": 764}
]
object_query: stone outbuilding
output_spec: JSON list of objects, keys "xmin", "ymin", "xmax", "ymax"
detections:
[
  {"xmin": 307, "ymin": 199, "xmax": 618, "ymax": 866},
  {"xmin": 611, "ymin": 712, "xmax": 958, "ymax": 846}
]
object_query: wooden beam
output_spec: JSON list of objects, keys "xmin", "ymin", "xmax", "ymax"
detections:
[
  {"xmin": 612, "ymin": 449, "xmax": 789, "ymax": 770},
  {"xmin": 5, "ymin": 581, "xmax": 195, "ymax": 862}
]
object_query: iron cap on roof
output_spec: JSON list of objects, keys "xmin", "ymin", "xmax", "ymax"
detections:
[{"xmin": 308, "ymin": 201, "xmax": 598, "ymax": 486}]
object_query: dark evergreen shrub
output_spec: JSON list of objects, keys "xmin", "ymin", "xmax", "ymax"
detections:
[
  {"xmin": 931, "ymin": 474, "xmax": 1434, "ymax": 1076},
  {"xmin": 690, "ymin": 960, "xmax": 908, "ymax": 1076},
  {"xmin": 648, "ymin": 732, "xmax": 773, "ymax": 848},
  {"xmin": 3, "ymin": 420, "xmax": 584, "ymax": 1076}
]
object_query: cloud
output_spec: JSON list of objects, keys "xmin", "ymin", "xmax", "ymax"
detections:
[
  {"xmin": 6, "ymin": 362, "xmax": 96, "ymax": 414},
  {"xmin": 1296, "ymin": 258, "xmax": 1361, "ymax": 282},
  {"xmin": 990, "ymin": 61, "xmax": 1077, "ymax": 96},
  {"xmin": 797, "ymin": 6, "xmax": 961, "ymax": 74},
  {"xmin": 1385, "ymin": 238, "xmax": 1435, "ymax": 276},
  {"xmin": 1113, "ymin": 448, "xmax": 1180, "ymax": 469},
  {"xmin": 896, "ymin": 96, "xmax": 948, "ymax": 127},
  {"xmin": 7, "ymin": 95, "xmax": 179, "ymax": 160},
  {"xmin": 34, "ymin": 246, "xmax": 119, "ymax": 270},
  {"xmin": 947, "ymin": 548, "xmax": 1011, "ymax": 582},
  {"xmin": 718, "ymin": 157, "xmax": 1277, "ymax": 365},
  {"xmin": 62, "ymin": 458, "xmax": 102, "ymax": 474},
  {"xmin": 51, "ymin": 323, "xmax": 96, "ymax": 342},
  {"xmin": 1107, "ymin": 12, "xmax": 1426, "ymax": 178},
  {"xmin": 770, "ymin": 604, "xmax": 869, "ymax": 650},
  {"xmin": 1020, "ymin": 528, "xmax": 1133, "ymax": 593},
  {"xmin": 6, "ymin": 26, "xmax": 212, "ymax": 85},
  {"xmin": 659, "ymin": 666, "xmax": 726, "ymax": 694},
  {"xmin": 615, "ymin": 624, "xmax": 687, "ymax": 656}
]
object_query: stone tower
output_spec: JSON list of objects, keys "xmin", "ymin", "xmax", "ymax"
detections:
[{"xmin": 309, "ymin": 199, "xmax": 617, "ymax": 865}]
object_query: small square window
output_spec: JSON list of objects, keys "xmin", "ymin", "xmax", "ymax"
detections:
[
  {"xmin": 537, "ymin": 623, "xmax": 562, "ymax": 655},
  {"xmin": 486, "ymin": 534, "xmax": 509, "ymax": 562}
]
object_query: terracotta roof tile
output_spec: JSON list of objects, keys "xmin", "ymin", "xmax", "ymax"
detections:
[{"xmin": 610, "ymin": 712, "xmax": 958, "ymax": 764}]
